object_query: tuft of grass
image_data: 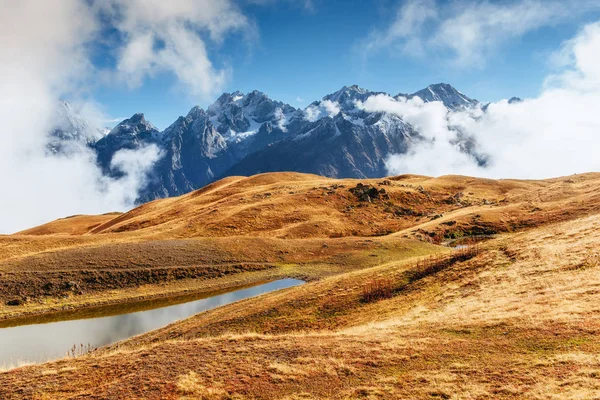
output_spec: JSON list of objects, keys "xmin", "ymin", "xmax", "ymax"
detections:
[
  {"xmin": 176, "ymin": 371, "xmax": 228, "ymax": 399},
  {"xmin": 581, "ymin": 253, "xmax": 600, "ymax": 269}
]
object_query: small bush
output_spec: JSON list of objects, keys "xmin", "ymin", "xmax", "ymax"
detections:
[
  {"xmin": 361, "ymin": 278, "xmax": 395, "ymax": 303},
  {"xmin": 578, "ymin": 253, "xmax": 600, "ymax": 269},
  {"xmin": 409, "ymin": 244, "xmax": 480, "ymax": 283}
]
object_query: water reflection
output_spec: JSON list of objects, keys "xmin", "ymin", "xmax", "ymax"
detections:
[{"xmin": 0, "ymin": 278, "xmax": 303, "ymax": 369}]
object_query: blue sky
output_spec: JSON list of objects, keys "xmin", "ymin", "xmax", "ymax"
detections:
[{"xmin": 88, "ymin": 0, "xmax": 600, "ymax": 129}]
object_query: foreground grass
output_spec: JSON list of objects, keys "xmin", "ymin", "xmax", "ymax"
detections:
[
  {"xmin": 6, "ymin": 323, "xmax": 600, "ymax": 399},
  {"xmin": 3, "ymin": 214, "xmax": 600, "ymax": 398}
]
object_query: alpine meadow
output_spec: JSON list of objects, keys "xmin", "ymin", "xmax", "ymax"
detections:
[{"xmin": 2, "ymin": 1, "xmax": 600, "ymax": 399}]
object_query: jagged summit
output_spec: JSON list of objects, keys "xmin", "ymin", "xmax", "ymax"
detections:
[
  {"xmin": 205, "ymin": 90, "xmax": 300, "ymax": 142},
  {"xmin": 185, "ymin": 105, "xmax": 206, "ymax": 120},
  {"xmin": 110, "ymin": 113, "xmax": 157, "ymax": 135},
  {"xmin": 48, "ymin": 101, "xmax": 105, "ymax": 153},
  {"xmin": 508, "ymin": 97, "xmax": 523, "ymax": 104},
  {"xmin": 322, "ymin": 85, "xmax": 381, "ymax": 112},
  {"xmin": 407, "ymin": 83, "xmax": 478, "ymax": 109},
  {"xmin": 325, "ymin": 85, "xmax": 369, "ymax": 100},
  {"xmin": 92, "ymin": 113, "xmax": 160, "ymax": 175}
]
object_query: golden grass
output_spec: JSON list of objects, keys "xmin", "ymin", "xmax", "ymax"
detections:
[
  {"xmin": 15, "ymin": 213, "xmax": 122, "ymax": 236},
  {"xmin": 3, "ymin": 172, "xmax": 600, "ymax": 398},
  {"xmin": 176, "ymin": 371, "xmax": 229, "ymax": 399}
]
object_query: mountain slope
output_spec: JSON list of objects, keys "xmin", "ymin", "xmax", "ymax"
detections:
[
  {"xmin": 17, "ymin": 171, "xmax": 600, "ymax": 242},
  {"xmin": 226, "ymin": 111, "xmax": 415, "ymax": 179},
  {"xmin": 224, "ymin": 84, "xmax": 480, "ymax": 180},
  {"xmin": 16, "ymin": 213, "xmax": 121, "ymax": 236},
  {"xmin": 93, "ymin": 113, "xmax": 160, "ymax": 176},
  {"xmin": 127, "ymin": 91, "xmax": 307, "ymax": 202},
  {"xmin": 4, "ymin": 171, "xmax": 600, "ymax": 313}
]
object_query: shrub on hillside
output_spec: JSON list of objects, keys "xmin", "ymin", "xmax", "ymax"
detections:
[{"xmin": 361, "ymin": 278, "xmax": 395, "ymax": 303}]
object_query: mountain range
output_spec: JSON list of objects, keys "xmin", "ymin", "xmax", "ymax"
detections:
[{"xmin": 56, "ymin": 83, "xmax": 500, "ymax": 203}]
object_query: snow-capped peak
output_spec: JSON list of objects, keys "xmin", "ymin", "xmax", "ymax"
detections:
[
  {"xmin": 48, "ymin": 101, "xmax": 105, "ymax": 152},
  {"xmin": 186, "ymin": 105, "xmax": 206, "ymax": 120},
  {"xmin": 407, "ymin": 83, "xmax": 477, "ymax": 110},
  {"xmin": 320, "ymin": 85, "xmax": 385, "ymax": 115},
  {"xmin": 206, "ymin": 90, "xmax": 299, "ymax": 143},
  {"xmin": 323, "ymin": 85, "xmax": 373, "ymax": 103},
  {"xmin": 106, "ymin": 113, "xmax": 159, "ymax": 139}
]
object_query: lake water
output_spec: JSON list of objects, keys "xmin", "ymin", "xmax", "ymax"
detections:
[{"xmin": 0, "ymin": 278, "xmax": 304, "ymax": 369}]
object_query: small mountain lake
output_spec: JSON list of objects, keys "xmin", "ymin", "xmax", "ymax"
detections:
[{"xmin": 0, "ymin": 278, "xmax": 304, "ymax": 370}]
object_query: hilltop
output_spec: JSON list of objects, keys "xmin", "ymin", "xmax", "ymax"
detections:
[
  {"xmin": 1, "ymin": 171, "xmax": 600, "ymax": 398},
  {"xmin": 16, "ymin": 172, "xmax": 600, "ymax": 241}
]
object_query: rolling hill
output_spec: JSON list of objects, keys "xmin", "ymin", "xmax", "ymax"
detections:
[{"xmin": 2, "ymin": 171, "xmax": 600, "ymax": 398}]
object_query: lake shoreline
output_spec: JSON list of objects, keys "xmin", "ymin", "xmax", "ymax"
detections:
[
  {"xmin": 0, "ymin": 268, "xmax": 311, "ymax": 327},
  {"xmin": 0, "ymin": 279, "xmax": 305, "ymax": 370}
]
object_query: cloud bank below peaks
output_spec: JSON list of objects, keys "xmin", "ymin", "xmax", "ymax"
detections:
[{"xmin": 357, "ymin": 20, "xmax": 600, "ymax": 180}]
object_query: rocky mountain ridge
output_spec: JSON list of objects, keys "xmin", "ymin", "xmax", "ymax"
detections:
[{"xmin": 55, "ymin": 83, "xmax": 508, "ymax": 202}]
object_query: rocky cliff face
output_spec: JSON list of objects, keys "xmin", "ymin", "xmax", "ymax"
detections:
[
  {"xmin": 226, "ymin": 85, "xmax": 416, "ymax": 179},
  {"xmin": 93, "ymin": 113, "xmax": 160, "ymax": 177}
]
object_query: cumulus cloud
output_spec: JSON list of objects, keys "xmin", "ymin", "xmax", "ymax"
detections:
[
  {"xmin": 358, "ymin": 20, "xmax": 600, "ymax": 179},
  {"xmin": 304, "ymin": 99, "xmax": 341, "ymax": 122},
  {"xmin": 361, "ymin": 0, "xmax": 600, "ymax": 67},
  {"xmin": 0, "ymin": 1, "xmax": 163, "ymax": 233},
  {"xmin": 109, "ymin": 145, "xmax": 163, "ymax": 205},
  {"xmin": 0, "ymin": 0, "xmax": 262, "ymax": 233},
  {"xmin": 98, "ymin": 0, "xmax": 250, "ymax": 98},
  {"xmin": 358, "ymin": 95, "xmax": 481, "ymax": 176}
]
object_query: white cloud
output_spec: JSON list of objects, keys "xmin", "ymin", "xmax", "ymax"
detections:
[
  {"xmin": 99, "ymin": 0, "xmax": 250, "ymax": 97},
  {"xmin": 322, "ymin": 99, "xmax": 341, "ymax": 117},
  {"xmin": 362, "ymin": 0, "xmax": 600, "ymax": 67},
  {"xmin": 304, "ymin": 105, "xmax": 322, "ymax": 122},
  {"xmin": 362, "ymin": 0, "xmax": 437, "ymax": 57},
  {"xmin": 0, "ymin": 0, "xmax": 263, "ymax": 233},
  {"xmin": 358, "ymin": 20, "xmax": 600, "ymax": 179},
  {"xmin": 296, "ymin": 96, "xmax": 304, "ymax": 103},
  {"xmin": 358, "ymin": 95, "xmax": 481, "ymax": 176},
  {"xmin": 109, "ymin": 145, "xmax": 163, "ymax": 205},
  {"xmin": 0, "ymin": 0, "xmax": 161, "ymax": 233},
  {"xmin": 544, "ymin": 22, "xmax": 600, "ymax": 93},
  {"xmin": 273, "ymin": 107, "xmax": 288, "ymax": 132},
  {"xmin": 303, "ymin": 99, "xmax": 341, "ymax": 122}
]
